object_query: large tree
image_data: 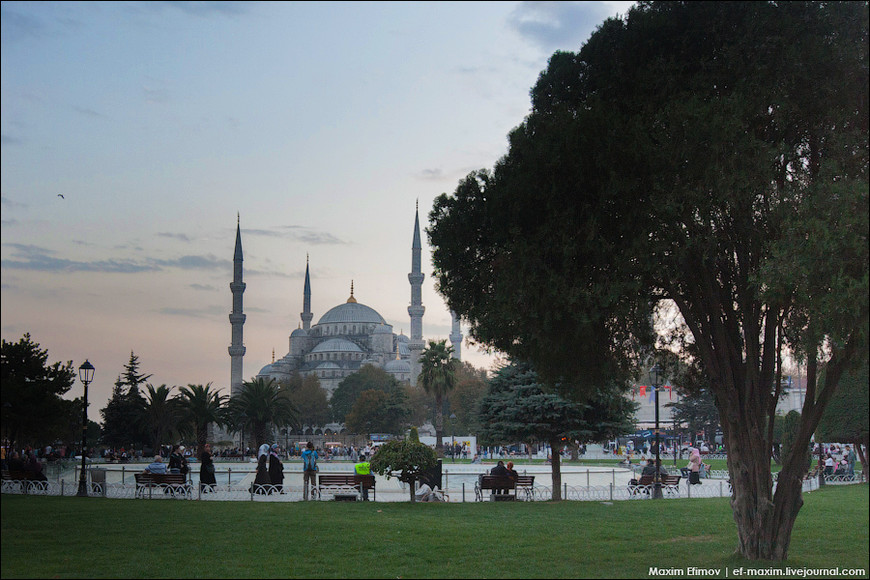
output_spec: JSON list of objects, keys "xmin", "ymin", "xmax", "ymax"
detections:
[
  {"xmin": 330, "ymin": 364, "xmax": 403, "ymax": 423},
  {"xmin": 479, "ymin": 362, "xmax": 636, "ymax": 500},
  {"xmin": 344, "ymin": 388, "xmax": 411, "ymax": 436},
  {"xmin": 418, "ymin": 340, "xmax": 459, "ymax": 454},
  {"xmin": 142, "ymin": 384, "xmax": 180, "ymax": 453},
  {"xmin": 100, "ymin": 352, "xmax": 152, "ymax": 448},
  {"xmin": 228, "ymin": 378, "xmax": 298, "ymax": 449},
  {"xmin": 282, "ymin": 372, "xmax": 331, "ymax": 431},
  {"xmin": 0, "ymin": 334, "xmax": 75, "ymax": 451},
  {"xmin": 428, "ymin": 1, "xmax": 868, "ymax": 560},
  {"xmin": 177, "ymin": 383, "xmax": 228, "ymax": 451}
]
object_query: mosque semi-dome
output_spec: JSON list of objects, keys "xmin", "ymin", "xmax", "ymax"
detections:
[
  {"xmin": 384, "ymin": 358, "xmax": 411, "ymax": 373},
  {"xmin": 310, "ymin": 338, "xmax": 364, "ymax": 354}
]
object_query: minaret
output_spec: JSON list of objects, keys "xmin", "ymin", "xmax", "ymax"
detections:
[
  {"xmin": 228, "ymin": 215, "xmax": 246, "ymax": 397},
  {"xmin": 449, "ymin": 311, "xmax": 462, "ymax": 361},
  {"xmin": 301, "ymin": 254, "xmax": 313, "ymax": 330},
  {"xmin": 408, "ymin": 201, "xmax": 426, "ymax": 385}
]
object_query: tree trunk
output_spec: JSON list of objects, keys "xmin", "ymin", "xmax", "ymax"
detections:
[
  {"xmin": 408, "ymin": 477, "xmax": 416, "ymax": 502},
  {"xmin": 550, "ymin": 438, "xmax": 563, "ymax": 501},
  {"xmin": 726, "ymin": 421, "xmax": 804, "ymax": 560},
  {"xmin": 434, "ymin": 394, "xmax": 443, "ymax": 455}
]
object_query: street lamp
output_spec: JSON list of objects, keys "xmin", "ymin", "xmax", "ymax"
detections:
[
  {"xmin": 76, "ymin": 360, "xmax": 95, "ymax": 497},
  {"xmin": 650, "ymin": 363, "xmax": 664, "ymax": 499}
]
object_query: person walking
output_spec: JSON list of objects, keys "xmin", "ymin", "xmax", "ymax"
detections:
[
  {"xmin": 301, "ymin": 441, "xmax": 319, "ymax": 501},
  {"xmin": 199, "ymin": 443, "xmax": 217, "ymax": 493},
  {"xmin": 268, "ymin": 444, "xmax": 284, "ymax": 494},
  {"xmin": 355, "ymin": 454, "xmax": 372, "ymax": 501}
]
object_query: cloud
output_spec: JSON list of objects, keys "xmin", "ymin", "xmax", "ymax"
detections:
[
  {"xmin": 2, "ymin": 135, "xmax": 24, "ymax": 146},
  {"xmin": 507, "ymin": 1, "xmax": 614, "ymax": 52},
  {"xmin": 0, "ymin": 7, "xmax": 43, "ymax": 44},
  {"xmin": 190, "ymin": 283, "xmax": 218, "ymax": 291},
  {"xmin": 1, "ymin": 197, "xmax": 28, "ymax": 209},
  {"xmin": 145, "ymin": 1, "xmax": 250, "ymax": 18},
  {"xmin": 158, "ymin": 304, "xmax": 226, "ymax": 318},
  {"xmin": 2, "ymin": 244, "xmax": 230, "ymax": 274},
  {"xmin": 158, "ymin": 232, "xmax": 193, "ymax": 242},
  {"xmin": 72, "ymin": 105, "xmax": 104, "ymax": 118},
  {"xmin": 245, "ymin": 226, "xmax": 347, "ymax": 245},
  {"xmin": 153, "ymin": 254, "xmax": 231, "ymax": 270},
  {"xmin": 418, "ymin": 168, "xmax": 445, "ymax": 181},
  {"xmin": 2, "ymin": 244, "xmax": 159, "ymax": 274}
]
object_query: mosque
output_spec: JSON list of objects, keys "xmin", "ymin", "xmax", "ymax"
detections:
[{"xmin": 228, "ymin": 206, "xmax": 463, "ymax": 398}]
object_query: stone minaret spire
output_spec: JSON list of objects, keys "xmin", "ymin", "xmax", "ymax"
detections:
[
  {"xmin": 408, "ymin": 201, "xmax": 426, "ymax": 385},
  {"xmin": 228, "ymin": 214, "xmax": 246, "ymax": 397},
  {"xmin": 449, "ymin": 311, "xmax": 462, "ymax": 361},
  {"xmin": 301, "ymin": 254, "xmax": 313, "ymax": 330}
]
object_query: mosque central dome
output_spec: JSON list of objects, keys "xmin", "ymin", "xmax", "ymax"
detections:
[{"xmin": 316, "ymin": 301, "xmax": 387, "ymax": 325}]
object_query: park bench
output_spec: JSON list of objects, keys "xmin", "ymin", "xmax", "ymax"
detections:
[
  {"xmin": 475, "ymin": 475, "xmax": 518, "ymax": 501},
  {"xmin": 134, "ymin": 472, "xmax": 191, "ymax": 498},
  {"xmin": 1, "ymin": 469, "xmax": 49, "ymax": 493},
  {"xmin": 315, "ymin": 474, "xmax": 376, "ymax": 501},
  {"xmin": 628, "ymin": 474, "xmax": 682, "ymax": 497}
]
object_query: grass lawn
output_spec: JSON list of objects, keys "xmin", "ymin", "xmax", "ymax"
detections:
[{"xmin": 2, "ymin": 484, "xmax": 867, "ymax": 579}]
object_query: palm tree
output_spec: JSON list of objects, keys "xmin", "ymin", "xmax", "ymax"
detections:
[
  {"xmin": 177, "ymin": 383, "xmax": 228, "ymax": 451},
  {"xmin": 143, "ymin": 384, "xmax": 180, "ymax": 453},
  {"xmin": 228, "ymin": 378, "xmax": 298, "ymax": 449},
  {"xmin": 419, "ymin": 340, "xmax": 458, "ymax": 455}
]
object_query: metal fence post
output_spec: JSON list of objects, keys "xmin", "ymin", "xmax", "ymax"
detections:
[
  {"xmin": 563, "ymin": 482, "xmax": 567, "ymax": 500},
  {"xmin": 462, "ymin": 483, "xmax": 465, "ymax": 503},
  {"xmin": 609, "ymin": 482, "xmax": 613, "ymax": 501}
]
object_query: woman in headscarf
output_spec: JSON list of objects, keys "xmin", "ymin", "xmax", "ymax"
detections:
[
  {"xmin": 199, "ymin": 443, "xmax": 216, "ymax": 493},
  {"xmin": 687, "ymin": 447, "xmax": 702, "ymax": 485},
  {"xmin": 251, "ymin": 444, "xmax": 271, "ymax": 494},
  {"xmin": 268, "ymin": 444, "xmax": 284, "ymax": 494}
]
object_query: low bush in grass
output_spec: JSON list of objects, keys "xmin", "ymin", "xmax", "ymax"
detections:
[{"xmin": 1, "ymin": 484, "xmax": 866, "ymax": 578}]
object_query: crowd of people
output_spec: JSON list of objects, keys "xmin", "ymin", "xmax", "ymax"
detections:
[{"xmin": 815, "ymin": 444, "xmax": 858, "ymax": 479}]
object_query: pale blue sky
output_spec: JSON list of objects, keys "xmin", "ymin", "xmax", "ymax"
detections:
[{"xmin": 2, "ymin": 1, "xmax": 634, "ymax": 418}]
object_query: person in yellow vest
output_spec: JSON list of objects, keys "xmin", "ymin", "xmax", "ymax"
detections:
[{"xmin": 354, "ymin": 454, "xmax": 371, "ymax": 501}]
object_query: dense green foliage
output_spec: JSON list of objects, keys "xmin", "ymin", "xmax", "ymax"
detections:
[
  {"xmin": 0, "ymin": 334, "xmax": 75, "ymax": 450},
  {"xmin": 344, "ymin": 388, "xmax": 411, "ymax": 436},
  {"xmin": 100, "ymin": 352, "xmax": 151, "ymax": 448},
  {"xmin": 369, "ymin": 438, "xmax": 438, "ymax": 502},
  {"xmin": 177, "ymin": 383, "xmax": 229, "ymax": 450},
  {"xmin": 227, "ymin": 378, "xmax": 298, "ymax": 449},
  {"xmin": 281, "ymin": 372, "xmax": 331, "ymax": 429},
  {"xmin": 329, "ymin": 364, "xmax": 404, "ymax": 423},
  {"xmin": 479, "ymin": 362, "xmax": 636, "ymax": 446},
  {"xmin": 816, "ymin": 361, "xmax": 869, "ymax": 474},
  {"xmin": 142, "ymin": 384, "xmax": 180, "ymax": 453},
  {"xmin": 418, "ymin": 340, "xmax": 458, "ymax": 451}
]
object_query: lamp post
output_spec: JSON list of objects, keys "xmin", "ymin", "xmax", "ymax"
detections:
[
  {"xmin": 76, "ymin": 360, "xmax": 95, "ymax": 497},
  {"xmin": 650, "ymin": 363, "xmax": 663, "ymax": 499}
]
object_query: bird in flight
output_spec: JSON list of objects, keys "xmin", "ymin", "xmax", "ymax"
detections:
[{"xmin": 57, "ymin": 194, "xmax": 65, "ymax": 199}]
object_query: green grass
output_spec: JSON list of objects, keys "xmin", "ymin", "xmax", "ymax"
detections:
[{"xmin": 2, "ymin": 484, "xmax": 867, "ymax": 579}]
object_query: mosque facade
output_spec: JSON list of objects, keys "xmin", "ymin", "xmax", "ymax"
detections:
[{"xmin": 229, "ymin": 206, "xmax": 461, "ymax": 399}]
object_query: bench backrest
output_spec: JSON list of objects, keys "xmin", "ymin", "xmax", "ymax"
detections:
[
  {"xmin": 319, "ymin": 474, "xmax": 376, "ymax": 489},
  {"xmin": 515, "ymin": 475, "xmax": 534, "ymax": 487},
  {"xmin": 135, "ymin": 472, "xmax": 186, "ymax": 485},
  {"xmin": 636, "ymin": 474, "xmax": 680, "ymax": 486},
  {"xmin": 478, "ymin": 475, "xmax": 517, "ymax": 490}
]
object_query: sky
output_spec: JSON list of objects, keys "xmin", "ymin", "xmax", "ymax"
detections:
[{"xmin": 1, "ymin": 0, "xmax": 635, "ymax": 420}]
